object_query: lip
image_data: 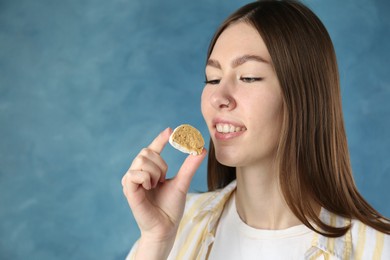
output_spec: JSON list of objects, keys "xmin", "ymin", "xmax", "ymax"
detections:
[{"xmin": 212, "ymin": 118, "xmax": 247, "ymax": 141}]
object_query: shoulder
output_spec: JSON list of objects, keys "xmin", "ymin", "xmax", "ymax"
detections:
[
  {"xmin": 185, "ymin": 190, "xmax": 217, "ymax": 209},
  {"xmin": 349, "ymin": 219, "xmax": 390, "ymax": 259},
  {"xmin": 167, "ymin": 182, "xmax": 237, "ymax": 259},
  {"xmin": 183, "ymin": 180, "xmax": 237, "ymax": 219},
  {"xmin": 181, "ymin": 190, "xmax": 224, "ymax": 225},
  {"xmin": 314, "ymin": 209, "xmax": 390, "ymax": 259}
]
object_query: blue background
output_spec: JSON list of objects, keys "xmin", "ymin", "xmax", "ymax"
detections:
[{"xmin": 0, "ymin": 0, "xmax": 389, "ymax": 259}]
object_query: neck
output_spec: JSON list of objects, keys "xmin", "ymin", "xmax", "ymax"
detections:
[{"xmin": 235, "ymin": 162, "xmax": 301, "ymax": 230}]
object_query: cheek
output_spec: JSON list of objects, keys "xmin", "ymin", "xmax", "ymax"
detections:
[
  {"xmin": 247, "ymin": 92, "xmax": 283, "ymax": 131},
  {"xmin": 262, "ymin": 99, "xmax": 283, "ymax": 141},
  {"xmin": 201, "ymin": 87, "xmax": 211, "ymax": 119}
]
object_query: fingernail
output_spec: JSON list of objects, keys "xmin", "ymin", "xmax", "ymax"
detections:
[{"xmin": 145, "ymin": 183, "xmax": 151, "ymax": 190}]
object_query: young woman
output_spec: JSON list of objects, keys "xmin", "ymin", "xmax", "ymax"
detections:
[{"xmin": 122, "ymin": 1, "xmax": 390, "ymax": 259}]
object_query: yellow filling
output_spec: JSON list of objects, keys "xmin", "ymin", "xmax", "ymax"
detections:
[{"xmin": 172, "ymin": 124, "xmax": 204, "ymax": 155}]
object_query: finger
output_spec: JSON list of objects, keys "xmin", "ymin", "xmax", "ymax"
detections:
[
  {"xmin": 147, "ymin": 127, "xmax": 172, "ymax": 154},
  {"xmin": 130, "ymin": 150, "xmax": 168, "ymax": 185},
  {"xmin": 135, "ymin": 160, "xmax": 164, "ymax": 188},
  {"xmin": 173, "ymin": 148, "xmax": 207, "ymax": 193},
  {"xmin": 124, "ymin": 170, "xmax": 153, "ymax": 192},
  {"xmin": 136, "ymin": 148, "xmax": 168, "ymax": 182}
]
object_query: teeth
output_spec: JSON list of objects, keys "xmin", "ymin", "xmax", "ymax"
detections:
[{"xmin": 216, "ymin": 123, "xmax": 246, "ymax": 133}]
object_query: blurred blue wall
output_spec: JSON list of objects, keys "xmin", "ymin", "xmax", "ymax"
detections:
[{"xmin": 0, "ymin": 0, "xmax": 389, "ymax": 259}]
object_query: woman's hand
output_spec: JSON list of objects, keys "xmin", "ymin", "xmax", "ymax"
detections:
[{"xmin": 122, "ymin": 127, "xmax": 206, "ymax": 259}]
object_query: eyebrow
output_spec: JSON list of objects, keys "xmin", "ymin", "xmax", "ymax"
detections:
[{"xmin": 206, "ymin": 54, "xmax": 270, "ymax": 69}]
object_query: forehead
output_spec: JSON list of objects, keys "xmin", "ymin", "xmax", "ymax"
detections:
[{"xmin": 210, "ymin": 22, "xmax": 271, "ymax": 63}]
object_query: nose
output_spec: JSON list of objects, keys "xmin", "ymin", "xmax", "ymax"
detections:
[{"xmin": 210, "ymin": 83, "xmax": 236, "ymax": 110}]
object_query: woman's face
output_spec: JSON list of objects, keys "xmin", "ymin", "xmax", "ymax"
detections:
[{"xmin": 201, "ymin": 22, "xmax": 283, "ymax": 168}]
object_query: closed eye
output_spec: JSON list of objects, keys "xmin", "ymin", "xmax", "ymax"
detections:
[
  {"xmin": 204, "ymin": 79, "xmax": 221, "ymax": 85},
  {"xmin": 240, "ymin": 77, "xmax": 263, "ymax": 83}
]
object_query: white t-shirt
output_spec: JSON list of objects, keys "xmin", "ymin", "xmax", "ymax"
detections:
[{"xmin": 208, "ymin": 193, "xmax": 314, "ymax": 259}]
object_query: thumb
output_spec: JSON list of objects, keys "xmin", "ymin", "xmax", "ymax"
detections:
[{"xmin": 173, "ymin": 148, "xmax": 207, "ymax": 193}]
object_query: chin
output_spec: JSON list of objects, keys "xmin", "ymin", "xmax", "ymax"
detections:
[{"xmin": 215, "ymin": 150, "xmax": 241, "ymax": 167}]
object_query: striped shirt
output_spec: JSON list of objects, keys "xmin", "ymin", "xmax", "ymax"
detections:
[{"xmin": 127, "ymin": 181, "xmax": 390, "ymax": 259}]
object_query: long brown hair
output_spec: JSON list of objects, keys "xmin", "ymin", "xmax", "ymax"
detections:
[{"xmin": 206, "ymin": 0, "xmax": 390, "ymax": 237}]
